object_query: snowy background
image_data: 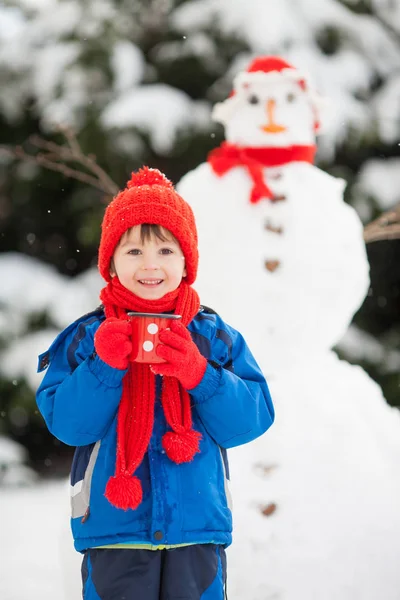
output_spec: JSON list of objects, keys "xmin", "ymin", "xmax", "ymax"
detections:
[{"xmin": 1, "ymin": 0, "xmax": 400, "ymax": 599}]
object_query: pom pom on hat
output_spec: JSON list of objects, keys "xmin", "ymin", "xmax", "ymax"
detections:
[
  {"xmin": 98, "ymin": 167, "xmax": 199, "ymax": 285},
  {"xmin": 127, "ymin": 166, "xmax": 174, "ymax": 190}
]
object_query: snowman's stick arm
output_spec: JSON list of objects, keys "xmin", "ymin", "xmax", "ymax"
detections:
[{"xmin": 364, "ymin": 204, "xmax": 400, "ymax": 243}]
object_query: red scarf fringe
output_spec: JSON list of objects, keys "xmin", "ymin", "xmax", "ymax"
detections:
[{"xmin": 100, "ymin": 278, "xmax": 201, "ymax": 511}]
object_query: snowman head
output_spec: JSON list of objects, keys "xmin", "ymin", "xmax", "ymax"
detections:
[{"xmin": 213, "ymin": 56, "xmax": 324, "ymax": 148}]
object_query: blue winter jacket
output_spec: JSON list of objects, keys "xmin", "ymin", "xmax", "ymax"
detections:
[{"xmin": 36, "ymin": 306, "xmax": 274, "ymax": 552}]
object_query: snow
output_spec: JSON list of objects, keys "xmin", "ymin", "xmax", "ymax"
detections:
[
  {"xmin": 172, "ymin": 0, "xmax": 217, "ymax": 31},
  {"xmin": 230, "ymin": 356, "xmax": 400, "ymax": 600},
  {"xmin": 0, "ymin": 435, "xmax": 26, "ymax": 465},
  {"xmin": 356, "ymin": 158, "xmax": 400, "ymax": 211},
  {"xmin": 0, "ymin": 253, "xmax": 66, "ymax": 316},
  {"xmin": 0, "ymin": 254, "xmax": 102, "ymax": 388},
  {"xmin": 110, "ymin": 41, "xmax": 144, "ymax": 93},
  {"xmin": 48, "ymin": 267, "xmax": 103, "ymax": 329},
  {"xmin": 0, "ymin": 480, "xmax": 71, "ymax": 600},
  {"xmin": 373, "ymin": 74, "xmax": 400, "ymax": 144},
  {"xmin": 371, "ymin": 0, "xmax": 400, "ymax": 33},
  {"xmin": 152, "ymin": 32, "xmax": 219, "ymax": 67},
  {"xmin": 2, "ymin": 329, "xmax": 59, "ymax": 390},
  {"xmin": 101, "ymin": 84, "xmax": 210, "ymax": 154},
  {"xmin": 0, "ymin": 253, "xmax": 102, "ymax": 326},
  {"xmin": 32, "ymin": 1, "xmax": 82, "ymax": 39},
  {"xmin": 0, "ymin": 7, "xmax": 24, "ymax": 40},
  {"xmin": 33, "ymin": 43, "xmax": 81, "ymax": 112},
  {"xmin": 0, "ymin": 435, "xmax": 38, "ymax": 487},
  {"xmin": 338, "ymin": 324, "xmax": 400, "ymax": 374}
]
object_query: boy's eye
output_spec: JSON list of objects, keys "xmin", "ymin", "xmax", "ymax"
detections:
[
  {"xmin": 160, "ymin": 248, "xmax": 173, "ymax": 255},
  {"xmin": 128, "ymin": 249, "xmax": 141, "ymax": 255}
]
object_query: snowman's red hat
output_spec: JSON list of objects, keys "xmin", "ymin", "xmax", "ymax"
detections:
[
  {"xmin": 238, "ymin": 56, "xmax": 308, "ymax": 88},
  {"xmin": 213, "ymin": 55, "xmax": 324, "ymax": 132}
]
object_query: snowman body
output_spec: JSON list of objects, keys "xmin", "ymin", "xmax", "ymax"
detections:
[
  {"xmin": 228, "ymin": 353, "xmax": 400, "ymax": 600},
  {"xmin": 178, "ymin": 159, "xmax": 369, "ymax": 371},
  {"xmin": 177, "ymin": 57, "xmax": 400, "ymax": 598}
]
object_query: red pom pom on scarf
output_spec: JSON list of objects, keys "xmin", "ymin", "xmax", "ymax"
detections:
[
  {"xmin": 162, "ymin": 430, "xmax": 202, "ymax": 464},
  {"xmin": 105, "ymin": 473, "xmax": 143, "ymax": 511}
]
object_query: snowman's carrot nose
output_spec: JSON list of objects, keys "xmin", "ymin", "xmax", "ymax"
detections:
[{"xmin": 261, "ymin": 99, "xmax": 287, "ymax": 134}]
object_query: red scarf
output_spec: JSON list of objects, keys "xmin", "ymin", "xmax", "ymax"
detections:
[
  {"xmin": 208, "ymin": 142, "xmax": 316, "ymax": 203},
  {"xmin": 100, "ymin": 277, "xmax": 201, "ymax": 511}
]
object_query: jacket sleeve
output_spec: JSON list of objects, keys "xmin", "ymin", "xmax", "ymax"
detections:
[
  {"xmin": 36, "ymin": 318, "xmax": 127, "ymax": 447},
  {"xmin": 189, "ymin": 318, "xmax": 274, "ymax": 449}
]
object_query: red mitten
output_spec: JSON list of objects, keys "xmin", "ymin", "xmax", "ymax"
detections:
[
  {"xmin": 94, "ymin": 317, "xmax": 132, "ymax": 370},
  {"xmin": 151, "ymin": 320, "xmax": 207, "ymax": 389}
]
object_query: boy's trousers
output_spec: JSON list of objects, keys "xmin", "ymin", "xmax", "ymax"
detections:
[{"xmin": 82, "ymin": 544, "xmax": 227, "ymax": 600}]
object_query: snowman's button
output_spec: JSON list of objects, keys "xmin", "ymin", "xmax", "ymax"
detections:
[
  {"xmin": 272, "ymin": 194, "xmax": 287, "ymax": 203},
  {"xmin": 147, "ymin": 323, "xmax": 158, "ymax": 335},
  {"xmin": 265, "ymin": 260, "xmax": 280, "ymax": 272},
  {"xmin": 265, "ymin": 221, "xmax": 283, "ymax": 234},
  {"xmin": 269, "ymin": 171, "xmax": 282, "ymax": 180},
  {"xmin": 143, "ymin": 341, "xmax": 154, "ymax": 352}
]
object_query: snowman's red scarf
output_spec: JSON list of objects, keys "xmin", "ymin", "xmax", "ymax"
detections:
[
  {"xmin": 100, "ymin": 277, "xmax": 201, "ymax": 511},
  {"xmin": 208, "ymin": 143, "xmax": 316, "ymax": 203}
]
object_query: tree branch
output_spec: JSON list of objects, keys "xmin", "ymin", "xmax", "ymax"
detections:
[
  {"xmin": 364, "ymin": 203, "xmax": 400, "ymax": 243},
  {"xmin": 0, "ymin": 127, "xmax": 119, "ymax": 198}
]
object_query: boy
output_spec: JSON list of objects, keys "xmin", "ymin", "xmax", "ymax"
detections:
[{"xmin": 36, "ymin": 167, "xmax": 274, "ymax": 600}]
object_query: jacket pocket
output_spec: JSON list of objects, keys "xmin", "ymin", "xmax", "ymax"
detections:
[{"xmin": 70, "ymin": 441, "xmax": 100, "ymax": 519}]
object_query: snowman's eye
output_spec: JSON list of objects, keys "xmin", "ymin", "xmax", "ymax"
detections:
[
  {"xmin": 287, "ymin": 93, "xmax": 296, "ymax": 103},
  {"xmin": 248, "ymin": 95, "xmax": 259, "ymax": 105}
]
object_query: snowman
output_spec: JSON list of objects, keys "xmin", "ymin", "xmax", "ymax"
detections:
[
  {"xmin": 178, "ymin": 56, "xmax": 369, "ymax": 370},
  {"xmin": 177, "ymin": 57, "xmax": 400, "ymax": 599}
]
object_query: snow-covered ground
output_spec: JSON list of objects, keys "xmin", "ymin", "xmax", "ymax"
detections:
[{"xmin": 0, "ymin": 479, "xmax": 71, "ymax": 600}]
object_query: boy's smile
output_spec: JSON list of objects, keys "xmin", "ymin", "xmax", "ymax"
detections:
[{"xmin": 110, "ymin": 225, "xmax": 187, "ymax": 299}]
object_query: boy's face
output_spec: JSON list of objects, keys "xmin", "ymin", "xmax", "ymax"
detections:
[{"xmin": 110, "ymin": 225, "xmax": 187, "ymax": 299}]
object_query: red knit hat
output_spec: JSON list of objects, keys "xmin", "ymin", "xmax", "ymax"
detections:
[{"xmin": 98, "ymin": 167, "xmax": 199, "ymax": 285}]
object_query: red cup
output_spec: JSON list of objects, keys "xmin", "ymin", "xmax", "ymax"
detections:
[{"xmin": 127, "ymin": 312, "xmax": 182, "ymax": 364}]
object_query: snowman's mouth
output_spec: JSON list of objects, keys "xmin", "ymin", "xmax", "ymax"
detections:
[{"xmin": 261, "ymin": 123, "xmax": 287, "ymax": 134}]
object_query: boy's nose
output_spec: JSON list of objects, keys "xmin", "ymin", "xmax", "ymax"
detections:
[{"xmin": 141, "ymin": 255, "xmax": 160, "ymax": 270}]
